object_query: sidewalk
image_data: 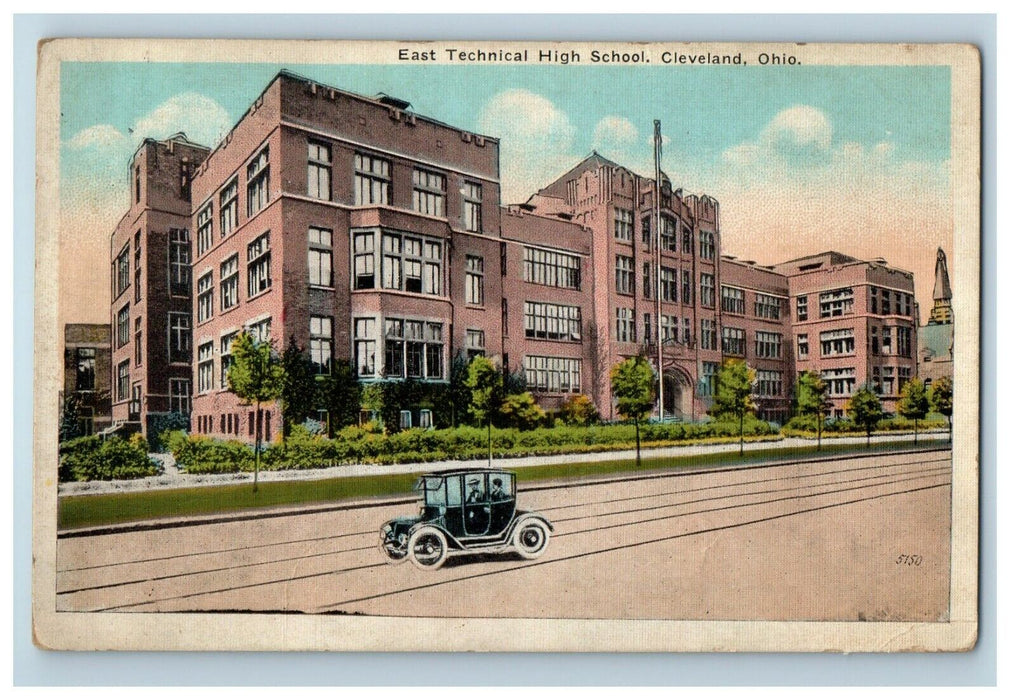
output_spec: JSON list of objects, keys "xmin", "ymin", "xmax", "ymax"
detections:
[{"xmin": 57, "ymin": 431, "xmax": 950, "ymax": 497}]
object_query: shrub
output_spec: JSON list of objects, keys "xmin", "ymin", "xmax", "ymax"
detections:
[
  {"xmin": 147, "ymin": 412, "xmax": 191, "ymax": 451},
  {"xmin": 558, "ymin": 394, "xmax": 599, "ymax": 426},
  {"xmin": 499, "ymin": 392, "xmax": 545, "ymax": 430},
  {"xmin": 58, "ymin": 436, "xmax": 160, "ymax": 482}
]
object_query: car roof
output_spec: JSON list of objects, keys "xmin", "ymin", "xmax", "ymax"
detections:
[{"xmin": 420, "ymin": 468, "xmax": 514, "ymax": 478}]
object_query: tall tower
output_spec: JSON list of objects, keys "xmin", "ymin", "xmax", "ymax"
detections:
[{"xmin": 928, "ymin": 247, "xmax": 954, "ymax": 325}]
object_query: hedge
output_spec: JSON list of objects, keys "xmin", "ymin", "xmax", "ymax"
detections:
[
  {"xmin": 165, "ymin": 419, "xmax": 779, "ymax": 474},
  {"xmin": 781, "ymin": 415, "xmax": 948, "ymax": 438},
  {"xmin": 58, "ymin": 434, "xmax": 161, "ymax": 482}
]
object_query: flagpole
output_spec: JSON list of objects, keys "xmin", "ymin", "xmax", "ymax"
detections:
[{"xmin": 653, "ymin": 120, "xmax": 665, "ymax": 422}]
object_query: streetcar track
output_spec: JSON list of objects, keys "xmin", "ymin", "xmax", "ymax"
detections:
[
  {"xmin": 76, "ymin": 473, "xmax": 949, "ymax": 612},
  {"xmin": 58, "ymin": 463, "xmax": 943, "ymax": 594},
  {"xmin": 57, "ymin": 454, "xmax": 948, "ymax": 574}
]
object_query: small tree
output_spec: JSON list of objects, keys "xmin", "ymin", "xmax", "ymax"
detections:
[
  {"xmin": 610, "ymin": 356, "xmax": 656, "ymax": 467},
  {"xmin": 710, "ymin": 359, "xmax": 756, "ymax": 455},
  {"xmin": 59, "ymin": 395, "xmax": 83, "ymax": 443},
  {"xmin": 316, "ymin": 358, "xmax": 361, "ymax": 436},
  {"xmin": 499, "ymin": 392, "xmax": 545, "ymax": 430},
  {"xmin": 227, "ymin": 332, "xmax": 285, "ymax": 492},
  {"xmin": 929, "ymin": 376, "xmax": 953, "ymax": 440},
  {"xmin": 848, "ymin": 385, "xmax": 883, "ymax": 447},
  {"xmin": 559, "ymin": 394, "xmax": 599, "ymax": 426},
  {"xmin": 280, "ymin": 336, "xmax": 317, "ymax": 443},
  {"xmin": 796, "ymin": 371, "xmax": 832, "ymax": 451},
  {"xmin": 897, "ymin": 378, "xmax": 930, "ymax": 446},
  {"xmin": 465, "ymin": 355, "xmax": 504, "ymax": 467},
  {"xmin": 360, "ymin": 383, "xmax": 384, "ymax": 428}
]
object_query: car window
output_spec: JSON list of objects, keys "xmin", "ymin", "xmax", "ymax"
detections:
[
  {"xmin": 446, "ymin": 475, "xmax": 462, "ymax": 506},
  {"xmin": 489, "ymin": 473, "xmax": 513, "ymax": 500},
  {"xmin": 464, "ymin": 473, "xmax": 487, "ymax": 503},
  {"xmin": 421, "ymin": 476, "xmax": 446, "ymax": 507}
]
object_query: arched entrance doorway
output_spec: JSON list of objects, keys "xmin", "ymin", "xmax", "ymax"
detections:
[{"xmin": 662, "ymin": 369, "xmax": 694, "ymax": 420}]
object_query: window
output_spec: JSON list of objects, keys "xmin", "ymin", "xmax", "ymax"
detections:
[
  {"xmin": 400, "ymin": 410, "xmax": 413, "ymax": 430},
  {"xmin": 116, "ymin": 304, "xmax": 130, "ymax": 348},
  {"xmin": 755, "ymin": 331, "xmax": 782, "ymax": 359},
  {"xmin": 354, "ymin": 153, "xmax": 391, "ymax": 206},
  {"xmin": 413, "ymin": 169, "xmax": 446, "ymax": 216},
  {"xmin": 722, "ymin": 286, "xmax": 745, "ymax": 314},
  {"xmin": 220, "ymin": 255, "xmax": 239, "ymax": 311},
  {"xmin": 898, "ymin": 366, "xmax": 912, "ymax": 387},
  {"xmin": 525, "ymin": 302, "xmax": 582, "ymax": 341},
  {"xmin": 308, "ymin": 227, "xmax": 333, "ymax": 287},
  {"xmin": 134, "ymin": 317, "xmax": 142, "ymax": 365},
  {"xmin": 466, "ymin": 329, "xmax": 486, "ymax": 360},
  {"xmin": 75, "ymin": 348, "xmax": 96, "ymax": 391},
  {"xmin": 721, "ymin": 327, "xmax": 746, "ymax": 356},
  {"xmin": 524, "ymin": 356, "xmax": 581, "ymax": 394},
  {"xmin": 700, "ymin": 361, "xmax": 718, "ymax": 397},
  {"xmin": 168, "ymin": 380, "xmax": 191, "ymax": 413},
  {"xmin": 881, "ymin": 289, "xmax": 892, "ymax": 315},
  {"xmin": 307, "ymin": 141, "xmax": 331, "ymax": 200},
  {"xmin": 169, "ymin": 228, "xmax": 191, "ymax": 296},
  {"xmin": 682, "ymin": 318, "xmax": 692, "ymax": 346},
  {"xmin": 134, "ymin": 165, "xmax": 141, "ymax": 204},
  {"xmin": 247, "ymin": 147, "xmax": 270, "ymax": 216},
  {"xmin": 524, "ymin": 247, "xmax": 581, "ymax": 289},
  {"xmin": 756, "ymin": 370, "xmax": 783, "ymax": 397},
  {"xmin": 882, "ymin": 327, "xmax": 893, "ymax": 355},
  {"xmin": 682, "ymin": 270, "xmax": 692, "ymax": 304},
  {"xmin": 354, "ymin": 318, "xmax": 377, "ymax": 377},
  {"xmin": 615, "ymin": 307, "xmax": 635, "ymax": 342},
  {"xmin": 797, "ymin": 333, "xmax": 809, "ymax": 359},
  {"xmin": 644, "ymin": 313, "xmax": 653, "ymax": 344},
  {"xmin": 380, "ymin": 232, "xmax": 443, "ymax": 295},
  {"xmin": 116, "ymin": 360, "xmax": 130, "ymax": 402},
  {"xmin": 197, "ymin": 203, "xmax": 213, "ymax": 256},
  {"xmin": 247, "ymin": 317, "xmax": 271, "ymax": 344},
  {"xmin": 352, "ymin": 231, "xmax": 376, "ymax": 289},
  {"xmin": 641, "ymin": 217, "xmax": 651, "ymax": 246},
  {"xmin": 700, "ymin": 319, "xmax": 717, "ymax": 350},
  {"xmin": 133, "ymin": 232, "xmax": 142, "ymax": 303},
  {"xmin": 384, "ymin": 318, "xmax": 444, "ymax": 379},
  {"xmin": 220, "ymin": 179, "xmax": 238, "ymax": 237},
  {"xmin": 662, "ymin": 315, "xmax": 680, "ymax": 343},
  {"xmin": 463, "ymin": 181, "xmax": 482, "ymax": 232},
  {"xmin": 820, "ymin": 328, "xmax": 854, "ymax": 357},
  {"xmin": 220, "ymin": 331, "xmax": 237, "ymax": 388},
  {"xmin": 869, "ymin": 287, "xmax": 879, "ymax": 314},
  {"xmin": 754, "ymin": 293, "xmax": 781, "ymax": 320},
  {"xmin": 168, "ymin": 312, "xmax": 191, "ymax": 363},
  {"xmin": 420, "ymin": 409, "xmax": 433, "ymax": 429},
  {"xmin": 682, "ymin": 227, "xmax": 693, "ymax": 255},
  {"xmin": 113, "ymin": 244, "xmax": 130, "ymax": 298},
  {"xmin": 819, "ymin": 288, "xmax": 854, "ymax": 318},
  {"xmin": 465, "ymin": 255, "xmax": 484, "ymax": 305},
  {"xmin": 247, "ymin": 232, "xmax": 271, "ymax": 297},
  {"xmin": 896, "ymin": 326, "xmax": 912, "ymax": 357},
  {"xmin": 180, "ymin": 158, "xmax": 192, "ymax": 199},
  {"xmin": 700, "ymin": 273, "xmax": 715, "ymax": 308},
  {"xmin": 660, "ymin": 216, "xmax": 677, "ymax": 252},
  {"xmin": 699, "ymin": 230, "xmax": 715, "ymax": 259},
  {"xmin": 614, "ymin": 208, "xmax": 634, "ymax": 241},
  {"xmin": 872, "ymin": 366, "xmax": 895, "ymax": 396},
  {"xmin": 821, "ymin": 368, "xmax": 856, "ymax": 397},
  {"xmin": 797, "ymin": 295, "xmax": 808, "ymax": 321},
  {"xmin": 197, "ymin": 272, "xmax": 214, "ymax": 323},
  {"xmin": 643, "ymin": 262, "xmax": 652, "ymax": 299},
  {"xmin": 615, "ymin": 255, "xmax": 635, "ymax": 295},
  {"xmin": 310, "ymin": 316, "xmax": 333, "ymax": 375},
  {"xmin": 197, "ymin": 342, "xmax": 214, "ymax": 393},
  {"xmin": 661, "ymin": 267, "xmax": 678, "ymax": 302}
]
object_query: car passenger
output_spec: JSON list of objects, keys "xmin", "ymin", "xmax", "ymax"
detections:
[
  {"xmin": 466, "ymin": 477, "xmax": 485, "ymax": 503},
  {"xmin": 490, "ymin": 478, "xmax": 507, "ymax": 501}
]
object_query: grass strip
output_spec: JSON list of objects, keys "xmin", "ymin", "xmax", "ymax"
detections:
[{"xmin": 58, "ymin": 439, "xmax": 950, "ymax": 531}]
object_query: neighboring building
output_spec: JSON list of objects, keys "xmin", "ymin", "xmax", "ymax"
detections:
[
  {"xmin": 62, "ymin": 323, "xmax": 113, "ymax": 436},
  {"xmin": 918, "ymin": 247, "xmax": 954, "ymax": 387},
  {"xmin": 774, "ymin": 251, "xmax": 919, "ymax": 415},
  {"xmin": 186, "ymin": 70, "xmax": 503, "ymax": 439},
  {"xmin": 109, "ymin": 133, "xmax": 210, "ymax": 436}
]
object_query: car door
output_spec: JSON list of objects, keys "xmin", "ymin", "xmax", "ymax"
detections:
[
  {"xmin": 463, "ymin": 472, "xmax": 491, "ymax": 536},
  {"xmin": 488, "ymin": 473, "xmax": 515, "ymax": 535}
]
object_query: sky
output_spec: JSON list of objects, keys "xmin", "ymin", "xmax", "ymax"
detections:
[{"xmin": 58, "ymin": 61, "xmax": 953, "ymax": 326}]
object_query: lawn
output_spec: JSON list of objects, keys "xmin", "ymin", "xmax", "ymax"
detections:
[{"xmin": 57, "ymin": 439, "xmax": 950, "ymax": 531}]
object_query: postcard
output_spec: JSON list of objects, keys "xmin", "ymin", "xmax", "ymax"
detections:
[{"xmin": 33, "ymin": 39, "xmax": 980, "ymax": 652}]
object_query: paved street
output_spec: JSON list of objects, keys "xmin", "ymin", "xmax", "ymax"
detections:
[{"xmin": 56, "ymin": 447, "xmax": 952, "ymax": 621}]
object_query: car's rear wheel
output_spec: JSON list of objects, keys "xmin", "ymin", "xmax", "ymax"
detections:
[
  {"xmin": 408, "ymin": 527, "xmax": 448, "ymax": 570},
  {"xmin": 513, "ymin": 519, "xmax": 550, "ymax": 559}
]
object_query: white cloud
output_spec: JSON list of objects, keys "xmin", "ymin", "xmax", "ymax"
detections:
[
  {"xmin": 66, "ymin": 124, "xmax": 126, "ymax": 150},
  {"xmin": 478, "ymin": 89, "xmax": 577, "ymax": 202},
  {"xmin": 132, "ymin": 92, "xmax": 231, "ymax": 148},
  {"xmin": 593, "ymin": 116, "xmax": 638, "ymax": 151}
]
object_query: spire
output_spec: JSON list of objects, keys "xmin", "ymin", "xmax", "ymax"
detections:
[{"xmin": 929, "ymin": 247, "xmax": 954, "ymax": 325}]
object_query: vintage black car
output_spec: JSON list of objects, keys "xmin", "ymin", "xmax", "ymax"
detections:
[{"xmin": 379, "ymin": 469, "xmax": 553, "ymax": 570}]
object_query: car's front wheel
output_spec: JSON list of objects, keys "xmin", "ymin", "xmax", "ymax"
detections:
[
  {"xmin": 513, "ymin": 519, "xmax": 551, "ymax": 560},
  {"xmin": 408, "ymin": 526, "xmax": 448, "ymax": 570}
]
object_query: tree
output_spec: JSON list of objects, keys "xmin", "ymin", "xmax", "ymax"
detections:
[
  {"xmin": 226, "ymin": 332, "xmax": 285, "ymax": 492},
  {"xmin": 317, "ymin": 358, "xmax": 361, "ymax": 436},
  {"xmin": 499, "ymin": 392, "xmax": 545, "ymax": 430},
  {"xmin": 847, "ymin": 385, "xmax": 883, "ymax": 447},
  {"xmin": 465, "ymin": 355, "xmax": 504, "ymax": 467},
  {"xmin": 59, "ymin": 395, "xmax": 83, "ymax": 443},
  {"xmin": 929, "ymin": 376, "xmax": 953, "ymax": 439},
  {"xmin": 280, "ymin": 336, "xmax": 317, "ymax": 443},
  {"xmin": 610, "ymin": 356, "xmax": 656, "ymax": 467},
  {"xmin": 559, "ymin": 394, "xmax": 599, "ymax": 426},
  {"xmin": 796, "ymin": 371, "xmax": 832, "ymax": 451},
  {"xmin": 897, "ymin": 378, "xmax": 930, "ymax": 446},
  {"xmin": 710, "ymin": 359, "xmax": 756, "ymax": 455}
]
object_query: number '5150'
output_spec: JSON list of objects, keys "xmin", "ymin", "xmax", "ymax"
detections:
[{"xmin": 896, "ymin": 554, "xmax": 923, "ymax": 566}]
